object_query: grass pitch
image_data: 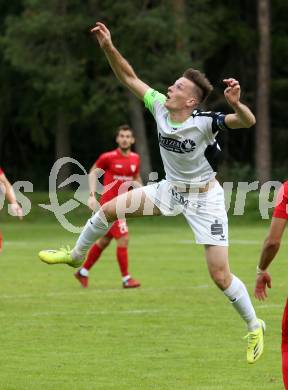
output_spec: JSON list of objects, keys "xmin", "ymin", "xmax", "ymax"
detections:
[{"xmin": 0, "ymin": 196, "xmax": 287, "ymax": 389}]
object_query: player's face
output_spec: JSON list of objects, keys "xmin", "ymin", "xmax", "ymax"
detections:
[
  {"xmin": 165, "ymin": 77, "xmax": 197, "ymax": 111},
  {"xmin": 116, "ymin": 130, "xmax": 135, "ymax": 151}
]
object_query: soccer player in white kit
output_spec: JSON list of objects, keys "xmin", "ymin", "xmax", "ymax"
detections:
[{"xmin": 39, "ymin": 22, "xmax": 265, "ymax": 364}]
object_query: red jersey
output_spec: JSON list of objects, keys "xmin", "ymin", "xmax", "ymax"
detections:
[
  {"xmin": 95, "ymin": 148, "xmax": 140, "ymax": 205},
  {"xmin": 0, "ymin": 168, "xmax": 4, "ymax": 176},
  {"xmin": 273, "ymin": 181, "xmax": 288, "ymax": 219}
]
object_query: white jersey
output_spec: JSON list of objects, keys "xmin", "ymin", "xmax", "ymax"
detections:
[{"xmin": 144, "ymin": 89, "xmax": 230, "ymax": 186}]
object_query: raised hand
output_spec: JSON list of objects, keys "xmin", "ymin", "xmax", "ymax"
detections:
[
  {"xmin": 254, "ymin": 272, "xmax": 272, "ymax": 301},
  {"xmin": 223, "ymin": 78, "xmax": 241, "ymax": 107},
  {"xmin": 90, "ymin": 22, "xmax": 112, "ymax": 49}
]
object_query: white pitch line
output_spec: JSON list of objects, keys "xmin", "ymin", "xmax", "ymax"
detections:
[
  {"xmin": 4, "ymin": 241, "xmax": 74, "ymax": 245},
  {"xmin": 4, "ymin": 239, "xmax": 288, "ymax": 246},
  {"xmin": 1, "ymin": 304, "xmax": 285, "ymax": 319},
  {"xmin": 255, "ymin": 303, "xmax": 284, "ymax": 309},
  {"xmin": 30, "ymin": 309, "xmax": 163, "ymax": 317},
  {"xmin": 179, "ymin": 239, "xmax": 262, "ymax": 245},
  {"xmin": 0, "ymin": 284, "xmax": 210, "ymax": 301},
  {"xmin": 230, "ymin": 239, "xmax": 261, "ymax": 244},
  {"xmin": 4, "ymin": 241, "xmax": 34, "ymax": 246}
]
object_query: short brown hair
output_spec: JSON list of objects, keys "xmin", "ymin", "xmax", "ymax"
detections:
[
  {"xmin": 183, "ymin": 68, "xmax": 213, "ymax": 103},
  {"xmin": 115, "ymin": 124, "xmax": 134, "ymax": 137}
]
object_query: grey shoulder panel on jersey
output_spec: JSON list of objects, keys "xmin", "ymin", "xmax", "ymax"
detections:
[{"xmin": 192, "ymin": 110, "xmax": 230, "ymax": 134}]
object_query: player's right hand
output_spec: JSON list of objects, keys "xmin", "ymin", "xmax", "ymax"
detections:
[
  {"xmin": 90, "ymin": 22, "xmax": 112, "ymax": 49},
  {"xmin": 254, "ymin": 272, "xmax": 272, "ymax": 301},
  {"xmin": 87, "ymin": 195, "xmax": 97, "ymax": 211},
  {"xmin": 10, "ymin": 202, "xmax": 23, "ymax": 220}
]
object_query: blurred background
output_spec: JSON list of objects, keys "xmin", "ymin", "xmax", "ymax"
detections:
[{"xmin": 0, "ymin": 0, "xmax": 286, "ymax": 188}]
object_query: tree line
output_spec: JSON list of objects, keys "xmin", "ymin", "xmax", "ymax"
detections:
[{"xmin": 0, "ymin": 0, "xmax": 286, "ymax": 187}]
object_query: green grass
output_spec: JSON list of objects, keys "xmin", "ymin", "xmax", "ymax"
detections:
[{"xmin": 0, "ymin": 194, "xmax": 287, "ymax": 389}]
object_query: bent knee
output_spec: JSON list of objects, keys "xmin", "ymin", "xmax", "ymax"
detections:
[
  {"xmin": 210, "ymin": 270, "xmax": 231, "ymax": 290},
  {"xmin": 97, "ymin": 236, "xmax": 111, "ymax": 249},
  {"xmin": 117, "ymin": 235, "xmax": 129, "ymax": 247}
]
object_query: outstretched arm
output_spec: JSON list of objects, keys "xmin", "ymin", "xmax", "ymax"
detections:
[
  {"xmin": 134, "ymin": 173, "xmax": 143, "ymax": 186},
  {"xmin": 254, "ymin": 217, "xmax": 287, "ymax": 300},
  {"xmin": 0, "ymin": 172, "xmax": 23, "ymax": 219},
  {"xmin": 223, "ymin": 78, "xmax": 256, "ymax": 129},
  {"xmin": 91, "ymin": 22, "xmax": 150, "ymax": 100}
]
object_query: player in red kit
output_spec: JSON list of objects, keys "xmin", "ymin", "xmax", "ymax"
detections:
[
  {"xmin": 74, "ymin": 124, "xmax": 142, "ymax": 288},
  {"xmin": 0, "ymin": 167, "xmax": 23, "ymax": 251},
  {"xmin": 254, "ymin": 181, "xmax": 288, "ymax": 388}
]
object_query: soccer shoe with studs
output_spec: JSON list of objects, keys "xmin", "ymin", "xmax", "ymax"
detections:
[
  {"xmin": 123, "ymin": 278, "xmax": 141, "ymax": 289},
  {"xmin": 244, "ymin": 319, "xmax": 265, "ymax": 364},
  {"xmin": 74, "ymin": 270, "xmax": 89, "ymax": 288},
  {"xmin": 38, "ymin": 247, "xmax": 82, "ymax": 268}
]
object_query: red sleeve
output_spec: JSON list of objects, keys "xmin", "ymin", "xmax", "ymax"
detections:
[
  {"xmin": 95, "ymin": 153, "xmax": 109, "ymax": 171},
  {"xmin": 0, "ymin": 168, "xmax": 4, "ymax": 176},
  {"xmin": 273, "ymin": 182, "xmax": 288, "ymax": 220}
]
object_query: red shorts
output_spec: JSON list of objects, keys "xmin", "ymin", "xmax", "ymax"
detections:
[{"xmin": 105, "ymin": 220, "xmax": 128, "ymax": 239}]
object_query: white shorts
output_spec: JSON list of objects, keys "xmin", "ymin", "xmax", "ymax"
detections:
[{"xmin": 142, "ymin": 180, "xmax": 228, "ymax": 246}]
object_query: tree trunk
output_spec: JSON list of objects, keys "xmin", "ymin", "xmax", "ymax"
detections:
[
  {"xmin": 54, "ymin": 0, "xmax": 72, "ymax": 188},
  {"xmin": 255, "ymin": 0, "xmax": 271, "ymax": 183},
  {"xmin": 126, "ymin": 91, "xmax": 152, "ymax": 183},
  {"xmin": 55, "ymin": 110, "xmax": 71, "ymax": 188},
  {"xmin": 171, "ymin": 0, "xmax": 189, "ymax": 55}
]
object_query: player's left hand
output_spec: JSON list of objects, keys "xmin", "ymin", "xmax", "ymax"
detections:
[
  {"xmin": 223, "ymin": 78, "xmax": 241, "ymax": 107},
  {"xmin": 254, "ymin": 272, "xmax": 272, "ymax": 301},
  {"xmin": 90, "ymin": 22, "xmax": 112, "ymax": 49}
]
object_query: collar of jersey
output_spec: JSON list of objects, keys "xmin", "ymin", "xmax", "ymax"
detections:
[
  {"xmin": 167, "ymin": 115, "xmax": 186, "ymax": 128},
  {"xmin": 116, "ymin": 148, "xmax": 130, "ymax": 157}
]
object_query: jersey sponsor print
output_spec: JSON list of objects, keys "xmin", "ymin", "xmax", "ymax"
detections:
[{"xmin": 144, "ymin": 88, "xmax": 229, "ymax": 186}]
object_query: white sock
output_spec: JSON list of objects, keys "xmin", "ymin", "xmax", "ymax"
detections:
[
  {"xmin": 122, "ymin": 275, "xmax": 131, "ymax": 283},
  {"xmin": 224, "ymin": 275, "xmax": 259, "ymax": 331},
  {"xmin": 71, "ymin": 211, "xmax": 112, "ymax": 261},
  {"xmin": 79, "ymin": 268, "xmax": 89, "ymax": 277}
]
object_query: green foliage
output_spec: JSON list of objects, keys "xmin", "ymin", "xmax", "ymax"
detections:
[
  {"xmin": 0, "ymin": 0, "xmax": 287, "ymax": 184},
  {"xmin": 2, "ymin": 5, "xmax": 87, "ymax": 119},
  {"xmin": 219, "ymin": 162, "xmax": 255, "ymax": 182}
]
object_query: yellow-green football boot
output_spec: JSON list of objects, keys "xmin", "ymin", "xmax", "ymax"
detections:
[
  {"xmin": 245, "ymin": 319, "xmax": 265, "ymax": 364},
  {"xmin": 38, "ymin": 247, "xmax": 82, "ymax": 268}
]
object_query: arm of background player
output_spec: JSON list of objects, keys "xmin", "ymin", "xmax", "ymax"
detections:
[
  {"xmin": 254, "ymin": 217, "xmax": 287, "ymax": 300},
  {"xmin": 91, "ymin": 22, "xmax": 150, "ymax": 100},
  {"xmin": 258, "ymin": 218, "xmax": 287, "ymax": 270},
  {"xmin": 223, "ymin": 78, "xmax": 256, "ymax": 129},
  {"xmin": 87, "ymin": 163, "xmax": 102, "ymax": 211},
  {"xmin": 133, "ymin": 173, "xmax": 143, "ymax": 187},
  {"xmin": 0, "ymin": 173, "xmax": 23, "ymax": 219}
]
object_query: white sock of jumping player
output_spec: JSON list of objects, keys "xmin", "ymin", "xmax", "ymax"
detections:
[
  {"xmin": 71, "ymin": 211, "xmax": 112, "ymax": 261},
  {"xmin": 224, "ymin": 274, "xmax": 259, "ymax": 331}
]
